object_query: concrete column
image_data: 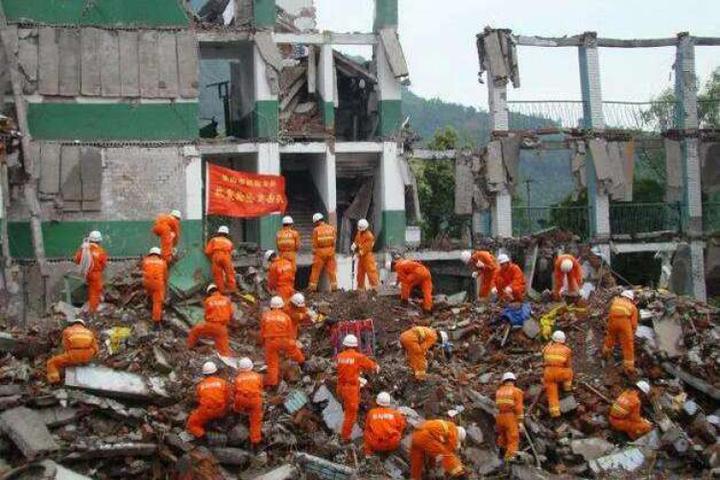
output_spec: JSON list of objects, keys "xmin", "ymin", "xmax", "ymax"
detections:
[
  {"xmin": 487, "ymin": 56, "xmax": 512, "ymax": 238},
  {"xmin": 375, "ymin": 42, "xmax": 402, "ymax": 138},
  {"xmin": 317, "ymin": 44, "xmax": 336, "ymax": 130},
  {"xmin": 375, "ymin": 142, "xmax": 405, "ymax": 247},
  {"xmin": 578, "ymin": 32, "xmax": 610, "ymax": 250},
  {"xmin": 253, "ymin": 0, "xmax": 276, "ymax": 28},
  {"xmin": 181, "ymin": 146, "xmax": 204, "ymax": 248},
  {"xmin": 308, "ymin": 146, "xmax": 337, "ymax": 227},
  {"xmin": 675, "ymin": 33, "xmax": 706, "ymax": 301},
  {"xmin": 374, "ymin": 0, "xmax": 398, "ymax": 30},
  {"xmin": 253, "ymin": 45, "xmax": 278, "ymax": 140},
  {"xmin": 257, "ymin": 143, "xmax": 281, "ymax": 249}
]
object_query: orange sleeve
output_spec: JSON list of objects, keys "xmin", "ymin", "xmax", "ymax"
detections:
[
  {"xmin": 162, "ymin": 261, "xmax": 169, "ymax": 285},
  {"xmin": 628, "ymin": 393, "xmax": 641, "ymax": 420},
  {"xmin": 572, "ymin": 260, "xmax": 584, "ymax": 284},
  {"xmin": 359, "ymin": 232, "xmax": 375, "ymax": 256},
  {"xmin": 99, "ymin": 248, "xmax": 108, "ymax": 269},
  {"xmin": 173, "ymin": 219, "xmax": 181, "ymax": 245},
  {"xmin": 268, "ymin": 264, "xmax": 278, "ymax": 290},
  {"xmin": 514, "ymin": 388, "xmax": 524, "ymax": 419},
  {"xmin": 205, "ymin": 239, "xmax": 213, "ymax": 257},
  {"xmin": 512, "ymin": 265, "xmax": 526, "ymax": 297},
  {"xmin": 294, "ymin": 230, "xmax": 301, "ymax": 250},
  {"xmin": 74, "ymin": 249, "xmax": 82, "ymax": 265},
  {"xmin": 311, "ymin": 228, "xmax": 318, "ymax": 250},
  {"xmin": 631, "ymin": 304, "xmax": 639, "ymax": 331},
  {"xmin": 61, "ymin": 328, "xmax": 72, "ymax": 351},
  {"xmin": 361, "ymin": 354, "xmax": 378, "ymax": 373}
]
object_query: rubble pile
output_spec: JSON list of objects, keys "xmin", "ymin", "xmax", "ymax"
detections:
[{"xmin": 0, "ymin": 265, "xmax": 719, "ymax": 479}]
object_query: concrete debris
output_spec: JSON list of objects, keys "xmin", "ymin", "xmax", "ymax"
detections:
[
  {"xmin": 396, "ymin": 406, "xmax": 424, "ymax": 428},
  {"xmin": 466, "ymin": 389, "xmax": 498, "ymax": 416},
  {"xmin": 466, "ymin": 423, "xmax": 484, "ymax": 446},
  {"xmin": 588, "ymin": 447, "xmax": 646, "ymax": 474},
  {"xmin": 522, "ymin": 318, "xmax": 540, "ymax": 339},
  {"xmin": 0, "ymin": 407, "xmax": 59, "ymax": 459},
  {"xmin": 312, "ymin": 385, "xmax": 362, "ymax": 440},
  {"xmin": 570, "ymin": 437, "xmax": 615, "ymax": 461},
  {"xmin": 559, "ymin": 395, "xmax": 579, "ymax": 414},
  {"xmin": 228, "ymin": 423, "xmax": 250, "ymax": 446},
  {"xmin": 295, "ymin": 452, "xmax": 355, "ymax": 480},
  {"xmin": 64, "ymin": 443, "xmax": 157, "ymax": 460},
  {"xmin": 631, "ymin": 429, "xmax": 661, "ymax": 450},
  {"xmin": 211, "ymin": 447, "xmax": 251, "ymax": 466},
  {"xmin": 152, "ymin": 346, "xmax": 173, "ymax": 374},
  {"xmin": 250, "ymin": 464, "xmax": 298, "ymax": 480},
  {"xmin": 65, "ymin": 366, "xmax": 168, "ymax": 401},
  {"xmin": 35, "ymin": 407, "xmax": 79, "ymax": 428},
  {"xmin": 469, "ymin": 448, "xmax": 502, "ymax": 475}
]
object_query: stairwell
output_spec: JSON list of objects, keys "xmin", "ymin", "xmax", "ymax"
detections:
[{"xmin": 283, "ymin": 170, "xmax": 324, "ymax": 252}]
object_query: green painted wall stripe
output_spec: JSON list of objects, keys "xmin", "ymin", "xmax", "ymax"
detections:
[
  {"xmin": 380, "ymin": 210, "xmax": 405, "ymax": 248},
  {"xmin": 253, "ymin": 0, "xmax": 276, "ymax": 27},
  {"xmin": 7, "ymin": 220, "xmax": 202, "ymax": 259},
  {"xmin": 259, "ymin": 215, "xmax": 281, "ymax": 251},
  {"xmin": 28, "ymin": 102, "xmax": 198, "ymax": 141},
  {"xmin": 377, "ymin": 100, "xmax": 402, "ymax": 137},
  {"xmin": 374, "ymin": 0, "xmax": 398, "ymax": 29},
  {"xmin": 322, "ymin": 101, "xmax": 335, "ymax": 129},
  {"xmin": 2, "ymin": 0, "xmax": 189, "ymax": 27},
  {"xmin": 254, "ymin": 100, "xmax": 279, "ymax": 140}
]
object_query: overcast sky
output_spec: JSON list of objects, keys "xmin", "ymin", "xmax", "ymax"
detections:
[{"xmin": 315, "ymin": 0, "xmax": 720, "ymax": 108}]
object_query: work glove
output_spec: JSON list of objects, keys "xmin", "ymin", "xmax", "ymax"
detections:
[
  {"xmin": 504, "ymin": 286, "xmax": 513, "ymax": 296},
  {"xmin": 296, "ymin": 340, "xmax": 303, "ymax": 349},
  {"xmin": 491, "ymin": 287, "xmax": 498, "ymax": 296},
  {"xmin": 476, "ymin": 261, "xmax": 485, "ymax": 269},
  {"xmin": 308, "ymin": 310, "xmax": 319, "ymax": 322},
  {"xmin": 375, "ymin": 365, "xmax": 381, "ymax": 374},
  {"xmin": 518, "ymin": 422, "xmax": 525, "ymax": 432},
  {"xmin": 350, "ymin": 243, "xmax": 357, "ymax": 253},
  {"xmin": 471, "ymin": 272, "xmax": 479, "ymax": 279}
]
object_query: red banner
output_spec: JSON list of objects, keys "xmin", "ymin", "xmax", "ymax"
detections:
[{"xmin": 206, "ymin": 164, "xmax": 287, "ymax": 218}]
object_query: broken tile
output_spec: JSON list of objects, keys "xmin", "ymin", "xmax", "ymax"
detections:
[
  {"xmin": 0, "ymin": 407, "xmax": 59, "ymax": 458},
  {"xmin": 589, "ymin": 448, "xmax": 645, "ymax": 474}
]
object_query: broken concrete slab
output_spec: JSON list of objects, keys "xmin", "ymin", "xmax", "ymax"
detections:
[
  {"xmin": 36, "ymin": 407, "xmax": 79, "ymax": 428},
  {"xmin": 469, "ymin": 448, "xmax": 502, "ymax": 475},
  {"xmin": 0, "ymin": 407, "xmax": 59, "ymax": 459},
  {"xmin": 631, "ymin": 429, "xmax": 660, "ymax": 450},
  {"xmin": 312, "ymin": 385, "xmax": 362, "ymax": 440},
  {"xmin": 0, "ymin": 332, "xmax": 47, "ymax": 357},
  {"xmin": 168, "ymin": 249, "xmax": 211, "ymax": 298},
  {"xmin": 653, "ymin": 316, "xmax": 685, "ymax": 358},
  {"xmin": 152, "ymin": 346, "xmax": 173, "ymax": 374},
  {"xmin": 295, "ymin": 452, "xmax": 355, "ymax": 480},
  {"xmin": 64, "ymin": 390, "xmax": 145, "ymax": 420},
  {"xmin": 211, "ymin": 447, "xmax": 252, "ymax": 466},
  {"xmin": 559, "ymin": 395, "xmax": 579, "ymax": 414},
  {"xmin": 466, "ymin": 389, "xmax": 498, "ymax": 416},
  {"xmin": 570, "ymin": 437, "xmax": 615, "ymax": 461},
  {"xmin": 64, "ymin": 442, "xmax": 157, "ymax": 460},
  {"xmin": 65, "ymin": 366, "xmax": 168, "ymax": 402},
  {"xmin": 522, "ymin": 318, "xmax": 540, "ymax": 339},
  {"xmin": 588, "ymin": 447, "xmax": 645, "ymax": 474},
  {"xmin": 250, "ymin": 464, "xmax": 298, "ymax": 480},
  {"xmin": 396, "ymin": 406, "xmax": 425, "ymax": 428},
  {"xmin": 0, "ymin": 384, "xmax": 23, "ymax": 397},
  {"xmin": 40, "ymin": 460, "xmax": 93, "ymax": 480}
]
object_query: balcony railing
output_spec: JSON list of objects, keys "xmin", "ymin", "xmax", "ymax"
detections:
[{"xmin": 610, "ymin": 202, "xmax": 683, "ymax": 236}]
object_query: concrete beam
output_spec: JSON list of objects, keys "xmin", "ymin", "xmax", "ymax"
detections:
[
  {"xmin": 196, "ymin": 143, "xmax": 260, "ymax": 155},
  {"xmin": 0, "ymin": 407, "xmax": 59, "ymax": 459},
  {"xmin": 196, "ymin": 31, "xmax": 253, "ymax": 45},
  {"xmin": 611, "ymin": 242, "xmax": 681, "ymax": 254},
  {"xmin": 411, "ymin": 149, "xmax": 456, "ymax": 160},
  {"xmin": 273, "ymin": 32, "xmax": 377, "ymax": 45}
]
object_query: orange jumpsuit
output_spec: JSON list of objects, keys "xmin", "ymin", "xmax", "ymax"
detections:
[
  {"xmin": 74, "ymin": 243, "xmax": 108, "ymax": 314},
  {"xmin": 153, "ymin": 214, "xmax": 181, "ymax": 262},
  {"xmin": 309, "ymin": 222, "xmax": 337, "ymax": 291},
  {"xmin": 283, "ymin": 303, "xmax": 311, "ymax": 340},
  {"xmin": 553, "ymin": 254, "xmax": 583, "ymax": 300},
  {"xmin": 276, "ymin": 226, "xmax": 300, "ymax": 270},
  {"xmin": 609, "ymin": 389, "xmax": 652, "ymax": 439},
  {"xmin": 399, "ymin": 326, "xmax": 438, "ymax": 380},
  {"xmin": 260, "ymin": 309, "xmax": 305, "ymax": 387},
  {"xmin": 187, "ymin": 292, "xmax": 234, "ymax": 357},
  {"xmin": 395, "ymin": 260, "xmax": 433, "ymax": 312},
  {"xmin": 543, "ymin": 342, "xmax": 573, "ymax": 417},
  {"xmin": 47, "ymin": 324, "xmax": 99, "ymax": 384},
  {"xmin": 142, "ymin": 254, "xmax": 168, "ymax": 323},
  {"xmin": 495, "ymin": 263, "xmax": 527, "ymax": 302},
  {"xmin": 602, "ymin": 296, "xmax": 638, "ymax": 374},
  {"xmin": 233, "ymin": 370, "xmax": 264, "ymax": 445},
  {"xmin": 470, "ymin": 251, "xmax": 499, "ymax": 299},
  {"xmin": 364, "ymin": 407, "xmax": 406, "ymax": 455},
  {"xmin": 354, "ymin": 230, "xmax": 379, "ymax": 290},
  {"xmin": 186, "ymin": 376, "xmax": 230, "ymax": 438},
  {"xmin": 495, "ymin": 383, "xmax": 524, "ymax": 460},
  {"xmin": 410, "ymin": 420, "xmax": 464, "ymax": 480},
  {"xmin": 337, "ymin": 348, "xmax": 378, "ymax": 441},
  {"xmin": 205, "ymin": 235, "xmax": 236, "ymax": 294},
  {"xmin": 268, "ymin": 257, "xmax": 295, "ymax": 303}
]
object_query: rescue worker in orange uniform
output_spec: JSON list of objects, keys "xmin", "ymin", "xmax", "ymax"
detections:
[
  {"xmin": 276, "ymin": 216, "xmax": 300, "ymax": 271},
  {"xmin": 309, "ymin": 213, "xmax": 337, "ymax": 292},
  {"xmin": 364, "ymin": 392, "xmax": 407, "ymax": 456},
  {"xmin": 205, "ymin": 225, "xmax": 237, "ymax": 294},
  {"xmin": 152, "ymin": 210, "xmax": 182, "ymax": 263},
  {"xmin": 284, "ymin": 293, "xmax": 317, "ymax": 339},
  {"xmin": 461, "ymin": 250, "xmax": 499, "ymax": 301},
  {"xmin": 260, "ymin": 296, "xmax": 306, "ymax": 388},
  {"xmin": 553, "ymin": 254, "xmax": 583, "ymax": 300},
  {"xmin": 495, "ymin": 372, "xmax": 524, "ymax": 461},
  {"xmin": 141, "ymin": 247, "xmax": 168, "ymax": 324},
  {"xmin": 337, "ymin": 334, "xmax": 379, "ymax": 441},
  {"xmin": 399, "ymin": 326, "xmax": 448, "ymax": 381},
  {"xmin": 393, "ymin": 258, "xmax": 433, "ymax": 312},
  {"xmin": 602, "ymin": 290, "xmax": 638, "ymax": 375},
  {"xmin": 609, "ymin": 380, "xmax": 653, "ymax": 439},
  {"xmin": 232, "ymin": 357, "xmax": 264, "ymax": 448},
  {"xmin": 187, "ymin": 284, "xmax": 234, "ymax": 357},
  {"xmin": 352, "ymin": 219, "xmax": 379, "ymax": 290},
  {"xmin": 47, "ymin": 318, "xmax": 99, "ymax": 384},
  {"xmin": 186, "ymin": 362, "xmax": 230, "ymax": 438},
  {"xmin": 74, "ymin": 230, "xmax": 108, "ymax": 314},
  {"xmin": 265, "ymin": 250, "xmax": 295, "ymax": 303},
  {"xmin": 543, "ymin": 331, "xmax": 573, "ymax": 418},
  {"xmin": 494, "ymin": 254, "xmax": 526, "ymax": 302},
  {"xmin": 410, "ymin": 419, "xmax": 467, "ymax": 479}
]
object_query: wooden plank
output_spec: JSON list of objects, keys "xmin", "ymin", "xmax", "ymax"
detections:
[
  {"xmin": 156, "ymin": 31, "xmax": 178, "ymax": 98},
  {"xmin": 80, "ymin": 28, "xmax": 102, "ymax": 96},
  {"xmin": 57, "ymin": 28, "xmax": 80, "ymax": 96},
  {"xmin": 118, "ymin": 31, "xmax": 139, "ymax": 97},
  {"xmin": 99, "ymin": 30, "xmax": 120, "ymax": 97},
  {"xmin": 38, "ymin": 142, "xmax": 61, "ymax": 195},
  {"xmin": 17, "ymin": 28, "xmax": 38, "ymax": 93},
  {"xmin": 38, "ymin": 27, "xmax": 59, "ymax": 95},
  {"xmin": 60, "ymin": 145, "xmax": 82, "ymax": 202},
  {"xmin": 176, "ymin": 31, "xmax": 198, "ymax": 98},
  {"xmin": 138, "ymin": 31, "xmax": 159, "ymax": 98}
]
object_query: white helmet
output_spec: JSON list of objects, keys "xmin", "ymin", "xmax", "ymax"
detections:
[
  {"xmin": 552, "ymin": 330, "xmax": 566, "ymax": 344},
  {"xmin": 312, "ymin": 213, "xmax": 324, "ymax": 223},
  {"xmin": 69, "ymin": 318, "xmax": 86, "ymax": 326},
  {"xmin": 290, "ymin": 293, "xmax": 305, "ymax": 307},
  {"xmin": 460, "ymin": 251, "xmax": 472, "ymax": 264},
  {"xmin": 149, "ymin": 247, "xmax": 162, "ymax": 256},
  {"xmin": 264, "ymin": 250, "xmax": 276, "ymax": 262},
  {"xmin": 457, "ymin": 426, "xmax": 467, "ymax": 442},
  {"xmin": 501, "ymin": 372, "xmax": 517, "ymax": 383},
  {"xmin": 376, "ymin": 392, "xmax": 392, "ymax": 407},
  {"xmin": 282, "ymin": 216, "xmax": 294, "ymax": 225},
  {"xmin": 636, "ymin": 380, "xmax": 651, "ymax": 395},
  {"xmin": 88, "ymin": 230, "xmax": 102, "ymax": 243},
  {"xmin": 206, "ymin": 284, "xmax": 218, "ymax": 294},
  {"xmin": 170, "ymin": 209, "xmax": 182, "ymax": 219},
  {"xmin": 218, "ymin": 226, "xmax": 229, "ymax": 235},
  {"xmin": 238, "ymin": 357, "xmax": 254, "ymax": 371},
  {"xmin": 343, "ymin": 334, "xmax": 359, "ymax": 348},
  {"xmin": 560, "ymin": 258, "xmax": 574, "ymax": 273},
  {"xmin": 497, "ymin": 253, "xmax": 510, "ymax": 264},
  {"xmin": 202, "ymin": 362, "xmax": 217, "ymax": 375},
  {"xmin": 270, "ymin": 296, "xmax": 284, "ymax": 309},
  {"xmin": 621, "ymin": 290, "xmax": 635, "ymax": 301},
  {"xmin": 357, "ymin": 219, "xmax": 369, "ymax": 231}
]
